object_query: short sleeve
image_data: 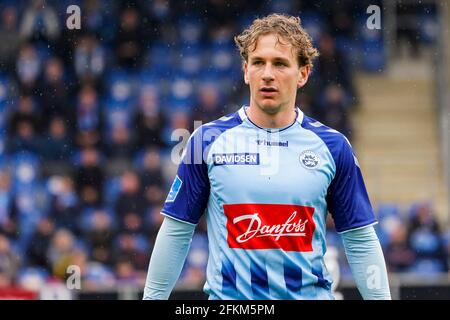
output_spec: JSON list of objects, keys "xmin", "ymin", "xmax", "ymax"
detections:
[
  {"xmin": 161, "ymin": 129, "xmax": 210, "ymax": 225},
  {"xmin": 326, "ymin": 138, "xmax": 377, "ymax": 233}
]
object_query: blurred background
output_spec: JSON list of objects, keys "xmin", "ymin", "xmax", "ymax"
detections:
[{"xmin": 0, "ymin": 0, "xmax": 449, "ymax": 299}]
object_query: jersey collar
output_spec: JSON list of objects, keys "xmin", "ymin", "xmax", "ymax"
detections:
[{"xmin": 238, "ymin": 105, "xmax": 304, "ymax": 132}]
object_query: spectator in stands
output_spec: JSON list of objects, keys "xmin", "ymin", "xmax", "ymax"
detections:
[
  {"xmin": 41, "ymin": 116, "xmax": 74, "ymax": 163},
  {"xmin": 139, "ymin": 152, "xmax": 166, "ymax": 215},
  {"xmin": 203, "ymin": 0, "xmax": 250, "ymax": 29},
  {"xmin": 316, "ymin": 33, "xmax": 357, "ymax": 105},
  {"xmin": 40, "ymin": 57, "xmax": 72, "ymax": 128},
  {"xmin": 0, "ymin": 6, "xmax": 21, "ymax": 73},
  {"xmin": 103, "ymin": 125, "xmax": 136, "ymax": 162},
  {"xmin": 81, "ymin": 0, "xmax": 115, "ymax": 42},
  {"xmin": 143, "ymin": 184, "xmax": 165, "ymax": 212},
  {"xmin": 114, "ymin": 7, "xmax": 145, "ymax": 69},
  {"xmin": 315, "ymin": 84, "xmax": 353, "ymax": 140},
  {"xmin": 19, "ymin": 0, "xmax": 60, "ymax": 43},
  {"xmin": 15, "ymin": 43, "xmax": 42, "ymax": 97},
  {"xmin": 83, "ymin": 209, "xmax": 114, "ymax": 266},
  {"xmin": 8, "ymin": 95, "xmax": 41, "ymax": 137},
  {"xmin": 0, "ymin": 234, "xmax": 20, "ymax": 287},
  {"xmin": 0, "ymin": 171, "xmax": 18, "ymax": 240},
  {"xmin": 115, "ymin": 170, "xmax": 146, "ymax": 234},
  {"xmin": 75, "ymin": 147, "xmax": 104, "ymax": 208},
  {"xmin": 148, "ymin": 0, "xmax": 172, "ymax": 21},
  {"xmin": 76, "ymin": 84, "xmax": 101, "ymax": 133},
  {"xmin": 75, "ymin": 129, "xmax": 101, "ymax": 150},
  {"xmin": 142, "ymin": 148, "xmax": 165, "ymax": 197},
  {"xmin": 7, "ymin": 118, "xmax": 41, "ymax": 155},
  {"xmin": 162, "ymin": 110, "xmax": 191, "ymax": 147},
  {"xmin": 396, "ymin": 2, "xmax": 420, "ymax": 58},
  {"xmin": 407, "ymin": 203, "xmax": 448, "ymax": 273},
  {"xmin": 74, "ymin": 33, "xmax": 106, "ymax": 84},
  {"xmin": 27, "ymin": 217, "xmax": 55, "ymax": 271},
  {"xmin": 144, "ymin": 205, "xmax": 164, "ymax": 243},
  {"xmin": 46, "ymin": 228, "xmax": 80, "ymax": 280},
  {"xmin": 140, "ymin": 148, "xmax": 164, "ymax": 188},
  {"xmin": 135, "ymin": 90, "xmax": 166, "ymax": 148},
  {"xmin": 74, "ymin": 86, "xmax": 100, "ymax": 146},
  {"xmin": 115, "ymin": 258, "xmax": 139, "ymax": 284},
  {"xmin": 328, "ymin": 3, "xmax": 354, "ymax": 39},
  {"xmin": 113, "ymin": 232, "xmax": 149, "ymax": 273},
  {"xmin": 192, "ymin": 83, "xmax": 223, "ymax": 124},
  {"xmin": 385, "ymin": 223, "xmax": 416, "ymax": 272},
  {"xmin": 48, "ymin": 176, "xmax": 80, "ymax": 235}
]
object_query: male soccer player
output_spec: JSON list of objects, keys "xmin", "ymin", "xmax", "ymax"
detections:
[{"xmin": 143, "ymin": 14, "xmax": 391, "ymax": 300}]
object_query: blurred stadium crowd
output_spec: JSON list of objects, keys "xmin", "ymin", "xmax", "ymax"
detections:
[{"xmin": 0, "ymin": 0, "xmax": 448, "ymax": 294}]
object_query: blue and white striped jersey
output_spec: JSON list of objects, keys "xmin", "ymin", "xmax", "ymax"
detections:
[{"xmin": 162, "ymin": 106, "xmax": 376, "ymax": 300}]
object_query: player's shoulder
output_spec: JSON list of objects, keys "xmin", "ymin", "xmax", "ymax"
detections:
[
  {"xmin": 197, "ymin": 109, "xmax": 243, "ymax": 134},
  {"xmin": 302, "ymin": 115, "xmax": 348, "ymax": 142},
  {"xmin": 186, "ymin": 109, "xmax": 244, "ymax": 152},
  {"xmin": 301, "ymin": 115, "xmax": 352, "ymax": 152}
]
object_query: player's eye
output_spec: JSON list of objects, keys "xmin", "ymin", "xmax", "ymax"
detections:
[
  {"xmin": 252, "ymin": 60, "xmax": 263, "ymax": 65},
  {"xmin": 275, "ymin": 61, "xmax": 287, "ymax": 67}
]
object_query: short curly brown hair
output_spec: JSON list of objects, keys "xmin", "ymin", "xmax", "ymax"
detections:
[{"xmin": 234, "ymin": 13, "xmax": 319, "ymax": 69}]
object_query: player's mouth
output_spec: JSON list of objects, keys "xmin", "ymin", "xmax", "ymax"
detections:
[{"xmin": 260, "ymin": 87, "xmax": 278, "ymax": 97}]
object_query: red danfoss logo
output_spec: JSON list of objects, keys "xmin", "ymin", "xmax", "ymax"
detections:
[{"xmin": 224, "ymin": 204, "xmax": 316, "ymax": 252}]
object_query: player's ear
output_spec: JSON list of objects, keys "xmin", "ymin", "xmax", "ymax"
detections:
[
  {"xmin": 297, "ymin": 65, "xmax": 310, "ymax": 88},
  {"xmin": 243, "ymin": 62, "xmax": 249, "ymax": 85}
]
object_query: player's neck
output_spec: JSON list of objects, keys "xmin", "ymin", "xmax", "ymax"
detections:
[{"xmin": 246, "ymin": 104, "xmax": 297, "ymax": 129}]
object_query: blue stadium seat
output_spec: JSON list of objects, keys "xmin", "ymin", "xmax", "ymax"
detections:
[
  {"xmin": 105, "ymin": 69, "xmax": 136, "ymax": 104},
  {"xmin": 407, "ymin": 201, "xmax": 433, "ymax": 219},
  {"xmin": 79, "ymin": 207, "xmax": 115, "ymax": 233},
  {"xmin": 178, "ymin": 16, "xmax": 204, "ymax": 46},
  {"xmin": 134, "ymin": 233, "xmax": 151, "ymax": 253},
  {"xmin": 0, "ymin": 101, "xmax": 8, "ymax": 132},
  {"xmin": 377, "ymin": 203, "xmax": 400, "ymax": 220},
  {"xmin": 409, "ymin": 259, "xmax": 446, "ymax": 274},
  {"xmin": 237, "ymin": 13, "xmax": 255, "ymax": 31},
  {"xmin": 11, "ymin": 151, "xmax": 40, "ymax": 190},
  {"xmin": 166, "ymin": 75, "xmax": 195, "ymax": 111},
  {"xmin": 267, "ymin": 0, "xmax": 295, "ymax": 15},
  {"xmin": 418, "ymin": 10, "xmax": 439, "ymax": 44},
  {"xmin": 139, "ymin": 70, "xmax": 160, "ymax": 87},
  {"xmin": 17, "ymin": 267, "xmax": 50, "ymax": 286},
  {"xmin": 103, "ymin": 176, "xmax": 122, "ymax": 209},
  {"xmin": 15, "ymin": 183, "xmax": 48, "ymax": 252},
  {"xmin": 376, "ymin": 203, "xmax": 402, "ymax": 247},
  {"xmin": 103, "ymin": 99, "xmax": 134, "ymax": 133},
  {"xmin": 146, "ymin": 41, "xmax": 175, "ymax": 77},
  {"xmin": 83, "ymin": 262, "xmax": 116, "ymax": 285},
  {"xmin": 0, "ymin": 133, "xmax": 6, "ymax": 156},
  {"xmin": 208, "ymin": 44, "xmax": 235, "ymax": 77},
  {"xmin": 178, "ymin": 45, "xmax": 204, "ymax": 77},
  {"xmin": 70, "ymin": 149, "xmax": 105, "ymax": 168},
  {"xmin": 335, "ymin": 36, "xmax": 359, "ymax": 68},
  {"xmin": 358, "ymin": 17, "xmax": 385, "ymax": 72},
  {"xmin": 298, "ymin": 11, "xmax": 326, "ymax": 44},
  {"xmin": 0, "ymin": 73, "xmax": 9, "ymax": 104},
  {"xmin": 410, "ymin": 229, "xmax": 441, "ymax": 254}
]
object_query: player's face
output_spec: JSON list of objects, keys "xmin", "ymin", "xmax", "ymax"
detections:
[{"xmin": 244, "ymin": 33, "xmax": 310, "ymax": 115}]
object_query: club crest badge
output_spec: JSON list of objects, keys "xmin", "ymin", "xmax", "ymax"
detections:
[{"xmin": 300, "ymin": 150, "xmax": 320, "ymax": 169}]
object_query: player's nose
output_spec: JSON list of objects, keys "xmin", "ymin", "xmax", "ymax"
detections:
[{"xmin": 261, "ymin": 64, "xmax": 275, "ymax": 81}]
